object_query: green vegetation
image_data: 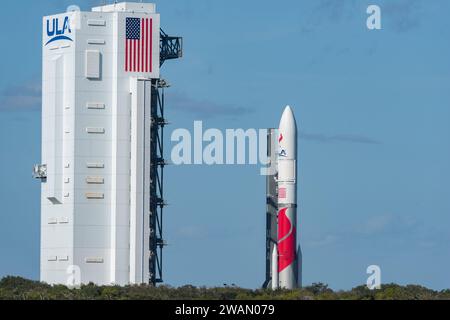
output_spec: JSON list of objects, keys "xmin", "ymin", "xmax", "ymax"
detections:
[{"xmin": 0, "ymin": 277, "xmax": 449, "ymax": 300}]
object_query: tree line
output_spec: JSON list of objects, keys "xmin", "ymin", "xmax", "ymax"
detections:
[{"xmin": 0, "ymin": 277, "xmax": 449, "ymax": 300}]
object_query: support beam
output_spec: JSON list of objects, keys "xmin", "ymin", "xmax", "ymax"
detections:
[{"xmin": 160, "ymin": 29, "xmax": 183, "ymax": 66}]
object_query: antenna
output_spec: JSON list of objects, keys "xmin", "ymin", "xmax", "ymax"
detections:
[{"xmin": 66, "ymin": 5, "xmax": 80, "ymax": 12}]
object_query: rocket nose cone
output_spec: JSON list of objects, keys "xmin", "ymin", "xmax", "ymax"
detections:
[
  {"xmin": 282, "ymin": 106, "xmax": 295, "ymax": 120},
  {"xmin": 284, "ymin": 105, "xmax": 293, "ymax": 114},
  {"xmin": 280, "ymin": 105, "xmax": 297, "ymax": 131}
]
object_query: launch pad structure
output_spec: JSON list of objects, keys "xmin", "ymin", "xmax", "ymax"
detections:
[
  {"xmin": 263, "ymin": 129, "xmax": 278, "ymax": 289},
  {"xmin": 149, "ymin": 33, "xmax": 183, "ymax": 285},
  {"xmin": 34, "ymin": 2, "xmax": 182, "ymax": 287}
]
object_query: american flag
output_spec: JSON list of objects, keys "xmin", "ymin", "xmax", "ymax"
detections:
[
  {"xmin": 278, "ymin": 188, "xmax": 287, "ymax": 199},
  {"xmin": 125, "ymin": 17, "xmax": 153, "ymax": 73}
]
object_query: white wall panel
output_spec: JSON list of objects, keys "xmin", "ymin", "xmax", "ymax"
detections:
[{"xmin": 41, "ymin": 3, "xmax": 160, "ymax": 286}]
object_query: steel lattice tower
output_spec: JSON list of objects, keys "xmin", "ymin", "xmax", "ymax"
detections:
[{"xmin": 148, "ymin": 30, "xmax": 182, "ymax": 285}]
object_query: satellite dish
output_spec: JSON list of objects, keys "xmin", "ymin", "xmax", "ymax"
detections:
[{"xmin": 66, "ymin": 5, "xmax": 81, "ymax": 12}]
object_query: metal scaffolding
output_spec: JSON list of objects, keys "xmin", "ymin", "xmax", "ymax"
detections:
[
  {"xmin": 160, "ymin": 29, "xmax": 183, "ymax": 66},
  {"xmin": 148, "ymin": 29, "xmax": 182, "ymax": 286}
]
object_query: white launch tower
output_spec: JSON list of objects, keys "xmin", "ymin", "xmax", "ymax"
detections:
[{"xmin": 34, "ymin": 2, "xmax": 181, "ymax": 286}]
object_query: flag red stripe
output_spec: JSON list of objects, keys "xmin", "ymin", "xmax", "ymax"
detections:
[
  {"xmin": 130, "ymin": 40, "xmax": 134, "ymax": 71},
  {"xmin": 150, "ymin": 19, "xmax": 153, "ymax": 73},
  {"xmin": 128, "ymin": 39, "xmax": 131, "ymax": 72},
  {"xmin": 137, "ymin": 34, "xmax": 140, "ymax": 71},
  {"xmin": 125, "ymin": 39, "xmax": 128, "ymax": 71},
  {"xmin": 134, "ymin": 39, "xmax": 137, "ymax": 72},
  {"xmin": 144, "ymin": 19, "xmax": 148, "ymax": 72},
  {"xmin": 129, "ymin": 39, "xmax": 132, "ymax": 72},
  {"xmin": 139, "ymin": 19, "xmax": 145, "ymax": 72},
  {"xmin": 139, "ymin": 38, "xmax": 141, "ymax": 71},
  {"xmin": 139, "ymin": 22, "xmax": 141, "ymax": 72},
  {"xmin": 130, "ymin": 39, "xmax": 133, "ymax": 72},
  {"xmin": 147, "ymin": 18, "xmax": 150, "ymax": 72},
  {"xmin": 143, "ymin": 19, "xmax": 146, "ymax": 72}
]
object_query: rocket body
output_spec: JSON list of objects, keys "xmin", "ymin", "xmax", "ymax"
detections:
[{"xmin": 277, "ymin": 106, "xmax": 299, "ymax": 289}]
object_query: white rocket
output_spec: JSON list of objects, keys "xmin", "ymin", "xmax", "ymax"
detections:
[{"xmin": 274, "ymin": 106, "xmax": 300, "ymax": 290}]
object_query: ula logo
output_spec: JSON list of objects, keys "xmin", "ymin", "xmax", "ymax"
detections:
[
  {"xmin": 279, "ymin": 133, "xmax": 287, "ymax": 157},
  {"xmin": 46, "ymin": 16, "xmax": 72, "ymax": 46}
]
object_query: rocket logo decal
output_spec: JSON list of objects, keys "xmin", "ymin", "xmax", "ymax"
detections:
[
  {"xmin": 279, "ymin": 133, "xmax": 287, "ymax": 157},
  {"xmin": 278, "ymin": 208, "xmax": 296, "ymax": 273}
]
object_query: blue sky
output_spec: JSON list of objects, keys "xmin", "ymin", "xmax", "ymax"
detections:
[{"xmin": 1, "ymin": 0, "xmax": 449, "ymax": 290}]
